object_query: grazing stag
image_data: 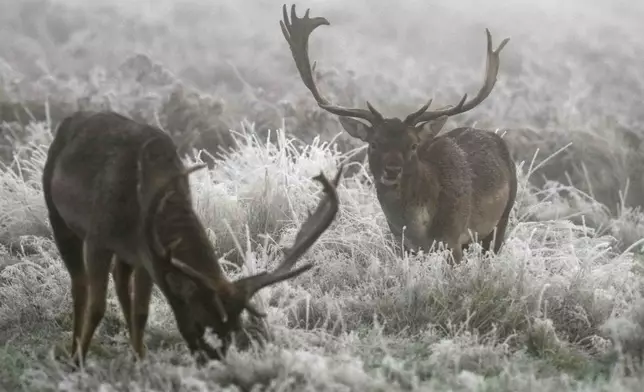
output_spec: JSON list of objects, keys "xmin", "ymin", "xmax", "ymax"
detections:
[
  {"xmin": 42, "ymin": 111, "xmax": 341, "ymax": 365},
  {"xmin": 281, "ymin": 4, "xmax": 517, "ymax": 263}
]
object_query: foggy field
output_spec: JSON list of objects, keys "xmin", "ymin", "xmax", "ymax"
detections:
[{"xmin": 1, "ymin": 0, "xmax": 644, "ymax": 390}]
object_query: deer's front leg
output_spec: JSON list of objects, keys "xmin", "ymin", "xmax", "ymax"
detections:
[
  {"xmin": 112, "ymin": 259, "xmax": 134, "ymax": 335},
  {"xmin": 130, "ymin": 267, "xmax": 154, "ymax": 359}
]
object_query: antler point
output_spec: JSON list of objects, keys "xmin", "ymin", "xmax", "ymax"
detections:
[
  {"xmin": 497, "ymin": 37, "xmax": 511, "ymax": 53},
  {"xmin": 333, "ymin": 165, "xmax": 343, "ymax": 186},
  {"xmin": 458, "ymin": 94, "xmax": 468, "ymax": 107}
]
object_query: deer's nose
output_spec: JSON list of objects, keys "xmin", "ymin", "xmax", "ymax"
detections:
[{"xmin": 383, "ymin": 165, "xmax": 402, "ymax": 178}]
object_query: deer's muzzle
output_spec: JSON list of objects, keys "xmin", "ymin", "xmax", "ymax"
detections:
[{"xmin": 380, "ymin": 165, "xmax": 402, "ymax": 186}]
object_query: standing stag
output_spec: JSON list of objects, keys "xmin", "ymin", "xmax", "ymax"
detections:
[
  {"xmin": 42, "ymin": 111, "xmax": 341, "ymax": 365},
  {"xmin": 281, "ymin": 5, "xmax": 517, "ymax": 263}
]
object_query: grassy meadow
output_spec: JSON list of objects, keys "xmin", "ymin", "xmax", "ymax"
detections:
[{"xmin": 1, "ymin": 0, "xmax": 644, "ymax": 390}]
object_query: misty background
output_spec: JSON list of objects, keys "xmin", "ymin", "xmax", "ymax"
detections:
[{"xmin": 2, "ymin": 0, "xmax": 643, "ymax": 218}]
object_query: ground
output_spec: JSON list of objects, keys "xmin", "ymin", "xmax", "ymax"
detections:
[{"xmin": 1, "ymin": 0, "xmax": 644, "ymax": 391}]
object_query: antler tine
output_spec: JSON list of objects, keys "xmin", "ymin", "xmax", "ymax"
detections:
[
  {"xmin": 403, "ymin": 98, "xmax": 434, "ymax": 125},
  {"xmin": 409, "ymin": 28, "xmax": 510, "ymax": 125},
  {"xmin": 237, "ymin": 165, "xmax": 343, "ymax": 300},
  {"xmin": 280, "ymin": 4, "xmax": 381, "ymax": 124},
  {"xmin": 366, "ymin": 101, "xmax": 385, "ymax": 123}
]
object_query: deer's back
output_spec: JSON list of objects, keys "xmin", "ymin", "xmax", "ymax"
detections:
[
  {"xmin": 439, "ymin": 127, "xmax": 516, "ymax": 240},
  {"xmin": 439, "ymin": 127, "xmax": 515, "ymax": 192},
  {"xmin": 44, "ymin": 111, "xmax": 186, "ymax": 249}
]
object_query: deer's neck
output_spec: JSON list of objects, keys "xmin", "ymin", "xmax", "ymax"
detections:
[
  {"xmin": 155, "ymin": 200, "xmax": 225, "ymax": 282},
  {"xmin": 400, "ymin": 158, "xmax": 441, "ymax": 206},
  {"xmin": 374, "ymin": 160, "xmax": 440, "ymax": 208},
  {"xmin": 374, "ymin": 159, "xmax": 441, "ymax": 249}
]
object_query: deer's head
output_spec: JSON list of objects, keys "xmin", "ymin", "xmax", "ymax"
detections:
[
  {"xmin": 280, "ymin": 4, "xmax": 509, "ymax": 188},
  {"xmin": 137, "ymin": 145, "xmax": 342, "ymax": 359}
]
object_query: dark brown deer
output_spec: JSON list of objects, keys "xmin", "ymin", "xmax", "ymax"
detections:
[
  {"xmin": 281, "ymin": 4, "xmax": 516, "ymax": 263},
  {"xmin": 42, "ymin": 111, "xmax": 341, "ymax": 366}
]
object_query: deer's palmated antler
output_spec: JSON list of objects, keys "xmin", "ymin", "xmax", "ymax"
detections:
[
  {"xmin": 404, "ymin": 29, "xmax": 510, "ymax": 126},
  {"xmin": 281, "ymin": 4, "xmax": 384, "ymax": 124},
  {"xmin": 139, "ymin": 138, "xmax": 341, "ymax": 319},
  {"xmin": 235, "ymin": 165, "xmax": 343, "ymax": 303},
  {"xmin": 274, "ymin": 165, "xmax": 343, "ymax": 275},
  {"xmin": 140, "ymin": 155, "xmax": 341, "ymax": 319}
]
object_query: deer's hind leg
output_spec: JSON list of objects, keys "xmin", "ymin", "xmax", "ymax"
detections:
[
  {"xmin": 48, "ymin": 211, "xmax": 86, "ymax": 359},
  {"xmin": 479, "ymin": 228, "xmax": 501, "ymax": 256},
  {"xmin": 480, "ymin": 199, "xmax": 515, "ymax": 257},
  {"xmin": 481, "ymin": 169, "xmax": 518, "ymax": 256},
  {"xmin": 72, "ymin": 240, "xmax": 113, "ymax": 366},
  {"xmin": 489, "ymin": 216, "xmax": 511, "ymax": 254}
]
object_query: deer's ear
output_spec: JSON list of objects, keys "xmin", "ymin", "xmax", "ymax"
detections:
[
  {"xmin": 165, "ymin": 272, "xmax": 198, "ymax": 299},
  {"xmin": 339, "ymin": 117, "xmax": 371, "ymax": 141},
  {"xmin": 417, "ymin": 115, "xmax": 448, "ymax": 141}
]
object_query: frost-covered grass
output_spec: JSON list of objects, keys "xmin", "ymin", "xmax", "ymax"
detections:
[
  {"xmin": 1, "ymin": 122, "xmax": 644, "ymax": 391},
  {"xmin": 1, "ymin": 0, "xmax": 644, "ymax": 390}
]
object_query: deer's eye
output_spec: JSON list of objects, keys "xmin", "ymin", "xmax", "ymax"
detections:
[{"xmin": 411, "ymin": 143, "xmax": 419, "ymax": 151}]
